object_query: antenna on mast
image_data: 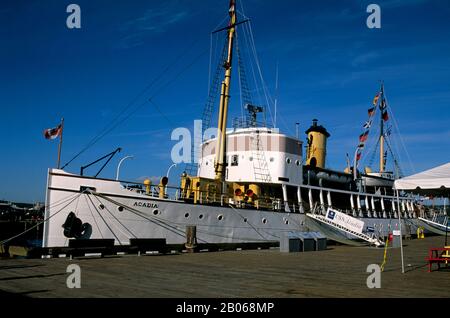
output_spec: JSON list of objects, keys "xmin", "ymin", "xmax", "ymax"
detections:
[{"xmin": 274, "ymin": 61, "xmax": 279, "ymax": 128}]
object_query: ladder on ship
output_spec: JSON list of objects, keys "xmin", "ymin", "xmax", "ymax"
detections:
[
  {"xmin": 306, "ymin": 213, "xmax": 385, "ymax": 247},
  {"xmin": 250, "ymin": 130, "xmax": 271, "ymax": 183}
]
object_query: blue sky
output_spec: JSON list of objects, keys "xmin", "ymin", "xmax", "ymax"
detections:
[{"xmin": 1, "ymin": 0, "xmax": 449, "ymax": 202}]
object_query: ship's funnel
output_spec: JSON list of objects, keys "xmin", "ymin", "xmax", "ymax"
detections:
[{"xmin": 305, "ymin": 119, "xmax": 330, "ymax": 169}]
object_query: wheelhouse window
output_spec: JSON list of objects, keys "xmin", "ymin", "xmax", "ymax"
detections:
[{"xmin": 231, "ymin": 155, "xmax": 239, "ymax": 166}]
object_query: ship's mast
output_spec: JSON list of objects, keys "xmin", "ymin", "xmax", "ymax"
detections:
[
  {"xmin": 379, "ymin": 82, "xmax": 385, "ymax": 173},
  {"xmin": 214, "ymin": 0, "xmax": 237, "ymax": 181}
]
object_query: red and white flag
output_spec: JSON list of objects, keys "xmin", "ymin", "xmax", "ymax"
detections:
[{"xmin": 43, "ymin": 124, "xmax": 62, "ymax": 140}]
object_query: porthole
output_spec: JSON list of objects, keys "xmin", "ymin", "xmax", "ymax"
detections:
[
  {"xmin": 153, "ymin": 209, "xmax": 160, "ymax": 216},
  {"xmin": 262, "ymin": 218, "xmax": 267, "ymax": 224},
  {"xmin": 217, "ymin": 214, "xmax": 223, "ymax": 221},
  {"xmin": 99, "ymin": 204, "xmax": 105, "ymax": 210},
  {"xmin": 117, "ymin": 206, "xmax": 124, "ymax": 212},
  {"xmin": 249, "ymin": 157, "xmax": 253, "ymax": 161},
  {"xmin": 270, "ymin": 157, "xmax": 274, "ymax": 162},
  {"xmin": 285, "ymin": 220, "xmax": 289, "ymax": 225},
  {"xmin": 184, "ymin": 212, "xmax": 190, "ymax": 218},
  {"xmin": 286, "ymin": 158, "xmax": 291, "ymax": 164},
  {"xmin": 243, "ymin": 218, "xmax": 248, "ymax": 223},
  {"xmin": 199, "ymin": 214, "xmax": 204, "ymax": 219},
  {"xmin": 295, "ymin": 160, "xmax": 300, "ymax": 166}
]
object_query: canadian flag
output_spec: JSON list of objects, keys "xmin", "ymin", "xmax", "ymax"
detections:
[{"xmin": 44, "ymin": 124, "xmax": 62, "ymax": 140}]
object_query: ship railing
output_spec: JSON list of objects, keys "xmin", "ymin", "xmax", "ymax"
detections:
[
  {"xmin": 232, "ymin": 118, "xmax": 267, "ymax": 129},
  {"xmin": 120, "ymin": 180, "xmax": 422, "ymax": 219},
  {"xmin": 119, "ymin": 180, "xmax": 296, "ymax": 212}
]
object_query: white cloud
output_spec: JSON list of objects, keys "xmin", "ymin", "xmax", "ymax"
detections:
[
  {"xmin": 118, "ymin": 3, "xmax": 189, "ymax": 49},
  {"xmin": 380, "ymin": 0, "xmax": 431, "ymax": 8},
  {"xmin": 351, "ymin": 52, "xmax": 380, "ymax": 67}
]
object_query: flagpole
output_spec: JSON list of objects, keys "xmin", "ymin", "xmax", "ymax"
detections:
[
  {"xmin": 353, "ymin": 147, "xmax": 359, "ymax": 180},
  {"xmin": 379, "ymin": 82, "xmax": 385, "ymax": 173},
  {"xmin": 57, "ymin": 118, "xmax": 64, "ymax": 169},
  {"xmin": 396, "ymin": 188, "xmax": 405, "ymax": 274}
]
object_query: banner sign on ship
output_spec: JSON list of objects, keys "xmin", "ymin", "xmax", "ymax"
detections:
[{"xmin": 325, "ymin": 208, "xmax": 364, "ymax": 234}]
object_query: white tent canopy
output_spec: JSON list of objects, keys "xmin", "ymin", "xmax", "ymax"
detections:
[{"xmin": 394, "ymin": 162, "xmax": 450, "ymax": 195}]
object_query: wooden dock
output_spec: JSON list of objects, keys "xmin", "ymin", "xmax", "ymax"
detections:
[{"xmin": 0, "ymin": 236, "xmax": 449, "ymax": 298}]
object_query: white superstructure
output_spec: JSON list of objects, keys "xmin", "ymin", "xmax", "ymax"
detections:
[{"xmin": 198, "ymin": 128, "xmax": 303, "ymax": 186}]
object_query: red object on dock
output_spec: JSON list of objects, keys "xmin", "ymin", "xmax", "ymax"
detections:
[
  {"xmin": 388, "ymin": 233, "xmax": 393, "ymax": 242},
  {"xmin": 425, "ymin": 247, "xmax": 450, "ymax": 272}
]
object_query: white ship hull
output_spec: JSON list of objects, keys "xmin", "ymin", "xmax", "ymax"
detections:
[
  {"xmin": 43, "ymin": 169, "xmax": 307, "ymax": 247},
  {"xmin": 43, "ymin": 169, "xmax": 422, "ymax": 248}
]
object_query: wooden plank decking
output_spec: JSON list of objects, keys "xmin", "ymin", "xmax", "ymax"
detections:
[{"xmin": 0, "ymin": 236, "xmax": 449, "ymax": 298}]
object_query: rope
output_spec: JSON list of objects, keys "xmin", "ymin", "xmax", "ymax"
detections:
[
  {"xmin": 385, "ymin": 136, "xmax": 404, "ymax": 177},
  {"xmin": 209, "ymin": 14, "xmax": 230, "ymax": 93},
  {"xmin": 91, "ymin": 189, "xmax": 279, "ymax": 243},
  {"xmin": 85, "ymin": 193, "xmax": 122, "ymax": 244},
  {"xmin": 236, "ymin": 32, "xmax": 245, "ymax": 122},
  {"xmin": 83, "ymin": 193, "xmax": 103, "ymax": 238},
  {"xmin": 383, "ymin": 92, "xmax": 415, "ymax": 174},
  {"xmin": 380, "ymin": 236, "xmax": 389, "ymax": 271},
  {"xmin": 64, "ymin": 193, "xmax": 82, "ymax": 246},
  {"xmin": 367, "ymin": 137, "xmax": 380, "ymax": 168},
  {"xmin": 89, "ymin": 191, "xmax": 188, "ymax": 240},
  {"xmin": 0, "ymin": 193, "xmax": 82, "ymax": 245},
  {"xmin": 89, "ymin": 194, "xmax": 138, "ymax": 239},
  {"xmin": 238, "ymin": 3, "xmax": 275, "ymax": 127},
  {"xmin": 228, "ymin": 204, "xmax": 267, "ymax": 240}
]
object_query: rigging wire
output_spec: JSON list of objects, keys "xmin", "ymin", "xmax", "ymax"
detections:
[
  {"xmin": 208, "ymin": 33, "xmax": 213, "ymax": 94},
  {"xmin": 91, "ymin": 189, "xmax": 276, "ymax": 243},
  {"xmin": 238, "ymin": 11, "xmax": 294, "ymax": 135},
  {"xmin": 390, "ymin": 113, "xmax": 415, "ymax": 175},
  {"xmin": 186, "ymin": 35, "xmax": 228, "ymax": 175},
  {"xmin": 241, "ymin": 20, "xmax": 263, "ymax": 113},
  {"xmin": 362, "ymin": 112, "xmax": 381, "ymax": 169},
  {"xmin": 85, "ymin": 193, "xmax": 122, "ymax": 244},
  {"xmin": 209, "ymin": 14, "xmax": 230, "ymax": 93},
  {"xmin": 0, "ymin": 192, "xmax": 82, "ymax": 245},
  {"xmin": 83, "ymin": 193, "xmax": 103, "ymax": 238},
  {"xmin": 367, "ymin": 137, "xmax": 380, "ymax": 169},
  {"xmin": 62, "ymin": 38, "xmax": 204, "ymax": 170},
  {"xmin": 383, "ymin": 93, "xmax": 416, "ymax": 174},
  {"xmin": 238, "ymin": 4, "xmax": 275, "ymax": 127},
  {"xmin": 90, "ymin": 191, "xmax": 189, "ymax": 240},
  {"xmin": 384, "ymin": 136, "xmax": 404, "ymax": 177},
  {"xmin": 89, "ymin": 194, "xmax": 137, "ymax": 238},
  {"xmin": 236, "ymin": 31, "xmax": 245, "ymax": 122},
  {"xmin": 244, "ymin": 19, "xmax": 275, "ymax": 126},
  {"xmin": 228, "ymin": 204, "xmax": 267, "ymax": 240}
]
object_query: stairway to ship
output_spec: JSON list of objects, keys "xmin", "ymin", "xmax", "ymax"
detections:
[{"xmin": 306, "ymin": 213, "xmax": 385, "ymax": 247}]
